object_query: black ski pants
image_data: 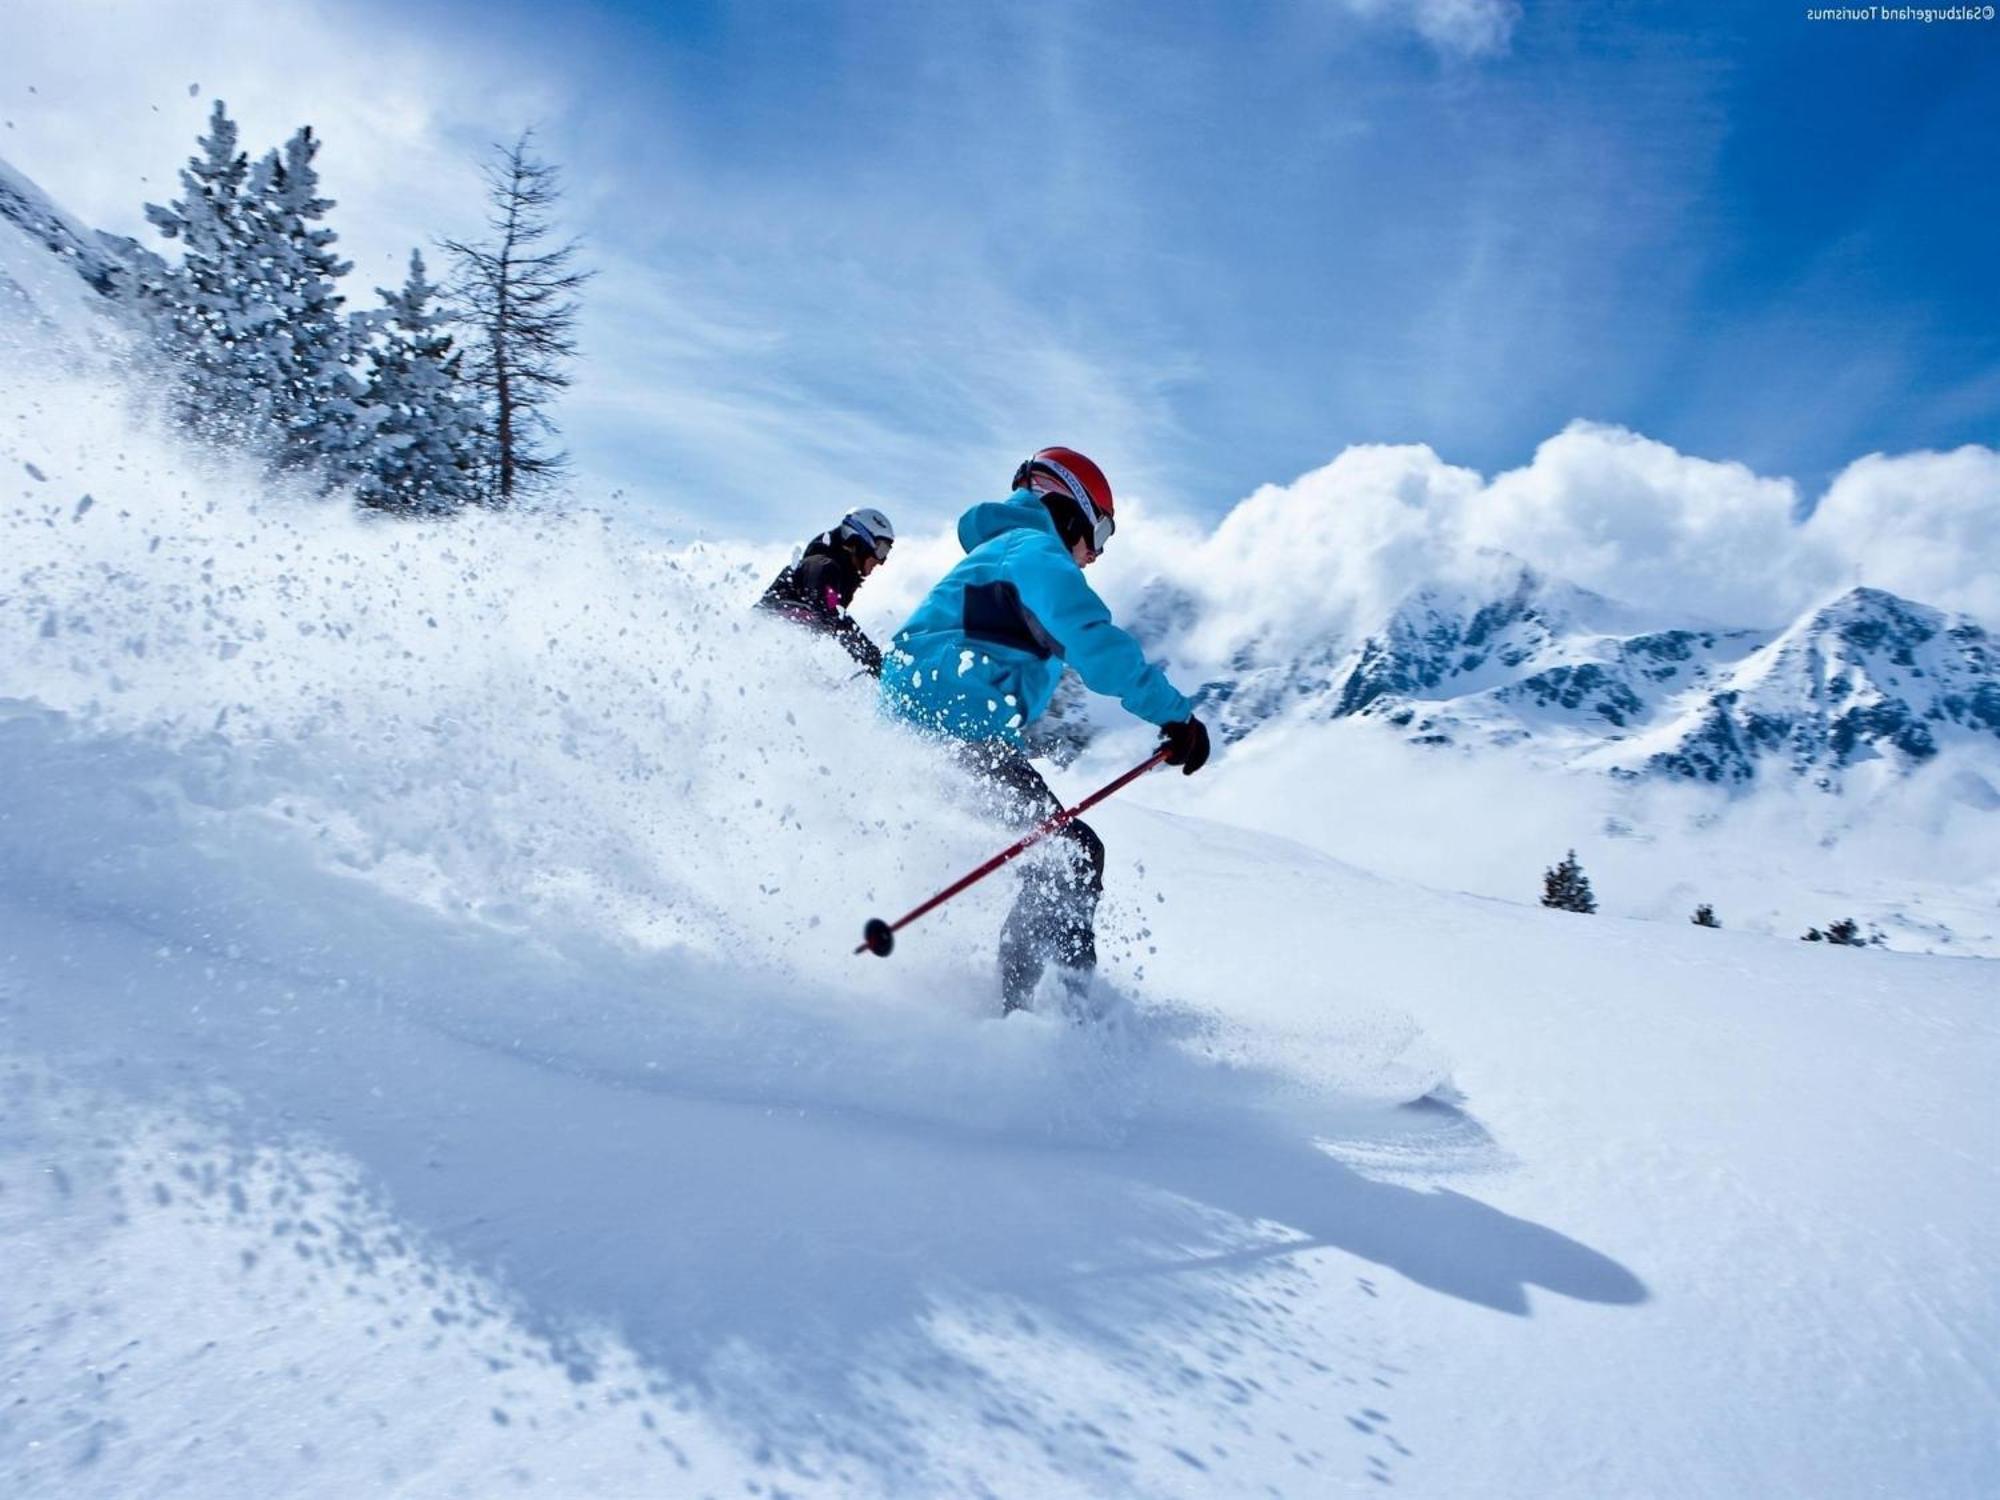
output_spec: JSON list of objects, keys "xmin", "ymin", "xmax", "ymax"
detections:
[{"xmin": 956, "ymin": 741, "xmax": 1107, "ymax": 1013}]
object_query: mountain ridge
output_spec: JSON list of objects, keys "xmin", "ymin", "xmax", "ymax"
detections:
[{"xmin": 1163, "ymin": 567, "xmax": 2000, "ymax": 794}]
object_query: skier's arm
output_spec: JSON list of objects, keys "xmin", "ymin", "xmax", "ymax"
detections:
[
  {"xmin": 834, "ymin": 617, "xmax": 885, "ymax": 677},
  {"xmin": 789, "ymin": 555, "xmax": 882, "ymax": 675},
  {"xmin": 1015, "ymin": 546, "xmax": 1192, "ymax": 726}
]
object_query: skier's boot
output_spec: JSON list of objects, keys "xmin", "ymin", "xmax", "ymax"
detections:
[
  {"xmin": 999, "ymin": 958, "xmax": 1040, "ymax": 1016},
  {"xmin": 1053, "ymin": 964, "xmax": 1104, "ymax": 1025},
  {"xmin": 997, "ymin": 832, "xmax": 1103, "ymax": 1017}
]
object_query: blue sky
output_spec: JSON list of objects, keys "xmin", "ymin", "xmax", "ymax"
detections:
[
  {"xmin": 5, "ymin": 0, "xmax": 1997, "ymax": 538},
  {"xmin": 526, "ymin": 0, "xmax": 2000, "ymax": 533}
]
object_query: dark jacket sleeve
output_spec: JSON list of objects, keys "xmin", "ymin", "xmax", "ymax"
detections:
[{"xmin": 792, "ymin": 556, "xmax": 883, "ymax": 676}]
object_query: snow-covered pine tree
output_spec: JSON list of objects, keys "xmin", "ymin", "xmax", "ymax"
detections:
[
  {"xmin": 143, "ymin": 105, "xmax": 364, "ymax": 483},
  {"xmin": 1692, "ymin": 903, "xmax": 1720, "ymax": 928},
  {"xmin": 355, "ymin": 251, "xmax": 487, "ymax": 514},
  {"xmin": 248, "ymin": 126, "xmax": 366, "ymax": 481},
  {"xmin": 441, "ymin": 130, "xmax": 593, "ymax": 505},
  {"xmin": 141, "ymin": 100, "xmax": 275, "ymax": 447},
  {"xmin": 1540, "ymin": 849, "xmax": 1597, "ymax": 914}
]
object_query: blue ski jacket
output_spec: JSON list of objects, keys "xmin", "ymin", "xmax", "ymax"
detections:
[{"xmin": 880, "ymin": 490, "xmax": 1192, "ymax": 744}]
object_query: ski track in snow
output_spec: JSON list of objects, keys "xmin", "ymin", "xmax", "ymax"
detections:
[{"xmin": 3, "ymin": 303, "xmax": 1997, "ymax": 1497}]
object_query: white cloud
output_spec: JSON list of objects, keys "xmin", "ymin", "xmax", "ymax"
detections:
[
  {"xmin": 1178, "ymin": 443, "xmax": 1484, "ymax": 654},
  {"xmin": 1801, "ymin": 446, "xmax": 2000, "ymax": 626},
  {"xmin": 1469, "ymin": 422, "xmax": 1814, "ymax": 626},
  {"xmin": 1118, "ymin": 423, "xmax": 1999, "ymax": 666},
  {"xmin": 1334, "ymin": 0, "xmax": 1522, "ymax": 59}
]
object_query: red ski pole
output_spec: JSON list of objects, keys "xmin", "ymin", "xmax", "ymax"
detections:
[{"xmin": 856, "ymin": 747, "xmax": 1172, "ymax": 957}]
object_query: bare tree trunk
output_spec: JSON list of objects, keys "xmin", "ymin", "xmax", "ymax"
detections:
[{"xmin": 441, "ymin": 130, "xmax": 591, "ymax": 506}]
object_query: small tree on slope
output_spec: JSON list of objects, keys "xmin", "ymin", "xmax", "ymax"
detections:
[
  {"xmin": 355, "ymin": 251, "xmax": 488, "ymax": 515},
  {"xmin": 1804, "ymin": 917, "xmax": 1872, "ymax": 947},
  {"xmin": 1541, "ymin": 849, "xmax": 1597, "ymax": 914}
]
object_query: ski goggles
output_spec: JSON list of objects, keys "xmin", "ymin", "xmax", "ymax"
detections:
[
  {"xmin": 844, "ymin": 516, "xmax": 893, "ymax": 562},
  {"xmin": 1059, "ymin": 490, "xmax": 1114, "ymax": 556},
  {"xmin": 1082, "ymin": 505, "xmax": 1115, "ymax": 555}
]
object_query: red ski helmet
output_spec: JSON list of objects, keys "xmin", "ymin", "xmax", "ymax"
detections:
[{"xmin": 1013, "ymin": 446, "xmax": 1115, "ymax": 554}]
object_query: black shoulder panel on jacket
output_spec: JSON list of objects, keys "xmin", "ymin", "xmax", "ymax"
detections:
[{"xmin": 963, "ymin": 580, "xmax": 1059, "ymax": 660}]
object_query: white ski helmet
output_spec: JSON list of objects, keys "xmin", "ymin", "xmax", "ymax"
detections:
[{"xmin": 838, "ymin": 507, "xmax": 895, "ymax": 562}]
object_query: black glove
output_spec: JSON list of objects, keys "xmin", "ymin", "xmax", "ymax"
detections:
[{"xmin": 1159, "ymin": 716, "xmax": 1210, "ymax": 775}]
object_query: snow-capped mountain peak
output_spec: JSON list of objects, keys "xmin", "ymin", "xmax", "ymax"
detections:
[
  {"xmin": 1627, "ymin": 586, "xmax": 2000, "ymax": 785},
  {"xmin": 1195, "ymin": 557, "xmax": 1613, "ymax": 742},
  {"xmin": 1175, "ymin": 561, "xmax": 1999, "ymax": 796}
]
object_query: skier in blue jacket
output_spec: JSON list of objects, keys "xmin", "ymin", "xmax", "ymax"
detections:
[{"xmin": 883, "ymin": 446, "xmax": 1210, "ymax": 1014}]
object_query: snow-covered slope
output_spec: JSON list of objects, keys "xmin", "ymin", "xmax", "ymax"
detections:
[
  {"xmin": 4, "ymin": 332, "xmax": 1998, "ymax": 1498},
  {"xmin": 8, "ymin": 765, "xmax": 1997, "ymax": 1500},
  {"xmin": 0, "ymin": 155, "xmax": 138, "ymax": 350}
]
